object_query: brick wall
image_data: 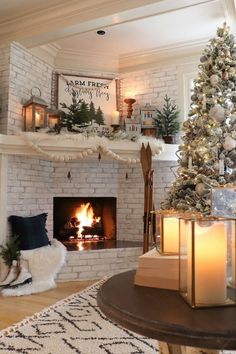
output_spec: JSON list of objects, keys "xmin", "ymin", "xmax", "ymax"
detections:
[
  {"xmin": 2, "ymin": 44, "xmax": 179, "ymax": 280},
  {"xmin": 58, "ymin": 247, "xmax": 142, "ymax": 281},
  {"xmin": 0, "ymin": 45, "xmax": 10, "ymax": 134},
  {"xmin": 2, "ymin": 43, "xmax": 53, "ymax": 134},
  {"xmin": 120, "ymin": 66, "xmax": 178, "ymax": 122},
  {"xmin": 7, "ymin": 156, "xmax": 176, "ymax": 242}
]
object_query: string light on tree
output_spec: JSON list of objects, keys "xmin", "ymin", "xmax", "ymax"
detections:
[{"xmin": 162, "ymin": 23, "xmax": 236, "ymax": 214}]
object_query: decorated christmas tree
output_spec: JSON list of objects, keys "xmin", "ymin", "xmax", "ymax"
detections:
[{"xmin": 162, "ymin": 23, "xmax": 236, "ymax": 215}]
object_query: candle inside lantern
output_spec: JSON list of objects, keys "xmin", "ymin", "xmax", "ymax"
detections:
[
  {"xmin": 162, "ymin": 216, "xmax": 179, "ymax": 254},
  {"xmin": 111, "ymin": 111, "xmax": 120, "ymax": 125},
  {"xmin": 193, "ymin": 221, "xmax": 227, "ymax": 305},
  {"xmin": 35, "ymin": 112, "xmax": 41, "ymax": 127}
]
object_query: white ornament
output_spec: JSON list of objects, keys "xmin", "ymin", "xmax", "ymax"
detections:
[
  {"xmin": 223, "ymin": 136, "xmax": 236, "ymax": 151},
  {"xmin": 209, "ymin": 105, "xmax": 225, "ymax": 122},
  {"xmin": 225, "ymin": 100, "xmax": 234, "ymax": 111},
  {"xmin": 210, "ymin": 74, "xmax": 220, "ymax": 86},
  {"xmin": 214, "ymin": 127, "xmax": 223, "ymax": 136}
]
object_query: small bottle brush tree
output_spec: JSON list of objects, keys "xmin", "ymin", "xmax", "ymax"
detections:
[
  {"xmin": 0, "ymin": 236, "xmax": 21, "ymax": 267},
  {"xmin": 162, "ymin": 23, "xmax": 236, "ymax": 215},
  {"xmin": 154, "ymin": 94, "xmax": 180, "ymax": 143}
]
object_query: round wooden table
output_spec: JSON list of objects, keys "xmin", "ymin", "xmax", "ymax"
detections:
[{"xmin": 97, "ymin": 270, "xmax": 236, "ymax": 354}]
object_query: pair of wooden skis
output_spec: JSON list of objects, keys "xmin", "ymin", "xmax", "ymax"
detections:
[{"xmin": 140, "ymin": 143, "xmax": 155, "ymax": 254}]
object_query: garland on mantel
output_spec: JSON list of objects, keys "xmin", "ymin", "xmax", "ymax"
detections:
[{"xmin": 20, "ymin": 132, "xmax": 164, "ymax": 163}]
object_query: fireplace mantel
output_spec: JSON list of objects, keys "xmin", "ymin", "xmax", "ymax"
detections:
[{"xmin": 0, "ymin": 133, "xmax": 178, "ymax": 161}]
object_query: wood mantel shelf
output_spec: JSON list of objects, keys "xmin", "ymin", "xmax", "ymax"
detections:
[{"xmin": 0, "ymin": 133, "xmax": 178, "ymax": 161}]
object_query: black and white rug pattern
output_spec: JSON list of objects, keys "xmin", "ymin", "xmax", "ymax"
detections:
[{"xmin": 0, "ymin": 280, "xmax": 158, "ymax": 354}]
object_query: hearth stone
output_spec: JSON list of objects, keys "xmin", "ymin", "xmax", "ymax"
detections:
[{"xmin": 57, "ymin": 245, "xmax": 142, "ymax": 281}]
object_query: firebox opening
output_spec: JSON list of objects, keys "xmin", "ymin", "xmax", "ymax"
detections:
[{"xmin": 53, "ymin": 197, "xmax": 116, "ymax": 242}]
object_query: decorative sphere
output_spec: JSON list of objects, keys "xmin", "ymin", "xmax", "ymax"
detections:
[
  {"xmin": 195, "ymin": 182, "xmax": 211, "ymax": 196},
  {"xmin": 225, "ymin": 100, "xmax": 234, "ymax": 111},
  {"xmin": 223, "ymin": 136, "xmax": 236, "ymax": 151},
  {"xmin": 191, "ymin": 94, "xmax": 198, "ymax": 101},
  {"xmin": 229, "ymin": 67, "xmax": 235, "ymax": 75},
  {"xmin": 200, "ymin": 55, "xmax": 207, "ymax": 63},
  {"xmin": 209, "ymin": 104, "xmax": 225, "ymax": 122},
  {"xmin": 210, "ymin": 74, "xmax": 220, "ymax": 86}
]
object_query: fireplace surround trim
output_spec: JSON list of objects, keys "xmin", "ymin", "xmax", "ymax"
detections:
[{"xmin": 0, "ymin": 133, "xmax": 178, "ymax": 161}]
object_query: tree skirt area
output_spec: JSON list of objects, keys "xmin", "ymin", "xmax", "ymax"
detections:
[{"xmin": 0, "ymin": 280, "xmax": 157, "ymax": 354}]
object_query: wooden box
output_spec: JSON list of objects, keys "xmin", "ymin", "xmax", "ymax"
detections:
[{"xmin": 134, "ymin": 248, "xmax": 179, "ymax": 290}]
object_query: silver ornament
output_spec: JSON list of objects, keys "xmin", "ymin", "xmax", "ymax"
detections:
[
  {"xmin": 200, "ymin": 55, "xmax": 207, "ymax": 63},
  {"xmin": 210, "ymin": 74, "xmax": 220, "ymax": 86},
  {"xmin": 209, "ymin": 104, "xmax": 225, "ymax": 122},
  {"xmin": 195, "ymin": 182, "xmax": 211, "ymax": 196},
  {"xmin": 223, "ymin": 136, "xmax": 236, "ymax": 151}
]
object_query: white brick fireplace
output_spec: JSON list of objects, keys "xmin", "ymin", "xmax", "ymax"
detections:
[
  {"xmin": 0, "ymin": 134, "xmax": 177, "ymax": 280},
  {"xmin": 0, "ymin": 41, "xmax": 179, "ymax": 280}
]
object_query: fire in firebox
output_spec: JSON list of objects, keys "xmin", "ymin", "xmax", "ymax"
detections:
[{"xmin": 60, "ymin": 202, "xmax": 103, "ymax": 240}]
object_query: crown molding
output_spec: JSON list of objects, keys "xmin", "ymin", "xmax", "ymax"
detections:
[
  {"xmin": 28, "ymin": 39, "xmax": 205, "ymax": 74},
  {"xmin": 29, "ymin": 43, "xmax": 61, "ymax": 66},
  {"xmin": 54, "ymin": 49, "xmax": 119, "ymax": 74},
  {"xmin": 119, "ymin": 39, "xmax": 206, "ymax": 73}
]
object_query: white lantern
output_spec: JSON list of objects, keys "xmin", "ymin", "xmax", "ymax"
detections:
[{"xmin": 179, "ymin": 215, "xmax": 236, "ymax": 308}]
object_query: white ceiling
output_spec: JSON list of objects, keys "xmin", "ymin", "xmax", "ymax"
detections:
[
  {"xmin": 0, "ymin": 0, "xmax": 235, "ymax": 72},
  {"xmin": 55, "ymin": 1, "xmax": 225, "ymax": 56}
]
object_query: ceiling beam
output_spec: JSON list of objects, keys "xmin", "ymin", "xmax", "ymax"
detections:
[{"xmin": 0, "ymin": 0, "xmax": 217, "ymax": 47}]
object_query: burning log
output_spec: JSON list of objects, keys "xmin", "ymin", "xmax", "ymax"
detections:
[{"xmin": 81, "ymin": 223, "xmax": 103, "ymax": 236}]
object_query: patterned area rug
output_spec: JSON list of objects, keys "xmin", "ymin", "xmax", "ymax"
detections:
[{"xmin": 0, "ymin": 280, "xmax": 158, "ymax": 354}]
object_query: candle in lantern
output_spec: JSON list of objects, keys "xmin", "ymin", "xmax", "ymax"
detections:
[
  {"xmin": 162, "ymin": 217, "xmax": 179, "ymax": 253},
  {"xmin": 35, "ymin": 112, "xmax": 41, "ymax": 127},
  {"xmin": 193, "ymin": 221, "xmax": 227, "ymax": 305},
  {"xmin": 111, "ymin": 111, "xmax": 120, "ymax": 125}
]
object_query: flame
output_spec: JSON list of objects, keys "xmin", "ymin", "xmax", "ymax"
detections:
[{"xmin": 75, "ymin": 203, "xmax": 100, "ymax": 238}]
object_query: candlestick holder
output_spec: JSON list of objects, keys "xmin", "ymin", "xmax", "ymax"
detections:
[
  {"xmin": 111, "ymin": 124, "xmax": 120, "ymax": 133},
  {"xmin": 179, "ymin": 215, "xmax": 236, "ymax": 308},
  {"xmin": 124, "ymin": 98, "xmax": 136, "ymax": 118}
]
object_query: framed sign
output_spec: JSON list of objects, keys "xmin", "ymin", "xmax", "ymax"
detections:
[{"xmin": 57, "ymin": 73, "xmax": 119, "ymax": 126}]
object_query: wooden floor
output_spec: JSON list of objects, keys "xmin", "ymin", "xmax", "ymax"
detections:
[{"xmin": 0, "ymin": 280, "xmax": 97, "ymax": 331}]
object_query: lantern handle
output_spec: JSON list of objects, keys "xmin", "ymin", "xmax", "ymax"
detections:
[{"xmin": 31, "ymin": 87, "xmax": 41, "ymax": 97}]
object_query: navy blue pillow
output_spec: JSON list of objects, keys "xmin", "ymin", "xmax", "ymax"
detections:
[{"xmin": 8, "ymin": 213, "xmax": 49, "ymax": 250}]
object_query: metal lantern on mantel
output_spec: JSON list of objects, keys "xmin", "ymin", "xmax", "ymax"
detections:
[
  {"xmin": 179, "ymin": 215, "xmax": 236, "ymax": 308},
  {"xmin": 156, "ymin": 210, "xmax": 180, "ymax": 255},
  {"xmin": 23, "ymin": 88, "xmax": 48, "ymax": 131},
  {"xmin": 47, "ymin": 108, "xmax": 61, "ymax": 129}
]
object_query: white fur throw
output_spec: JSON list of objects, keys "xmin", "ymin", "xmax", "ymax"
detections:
[{"xmin": 2, "ymin": 239, "xmax": 66, "ymax": 297}]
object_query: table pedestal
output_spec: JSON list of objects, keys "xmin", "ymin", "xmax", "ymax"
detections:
[{"xmin": 159, "ymin": 342, "xmax": 219, "ymax": 354}]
